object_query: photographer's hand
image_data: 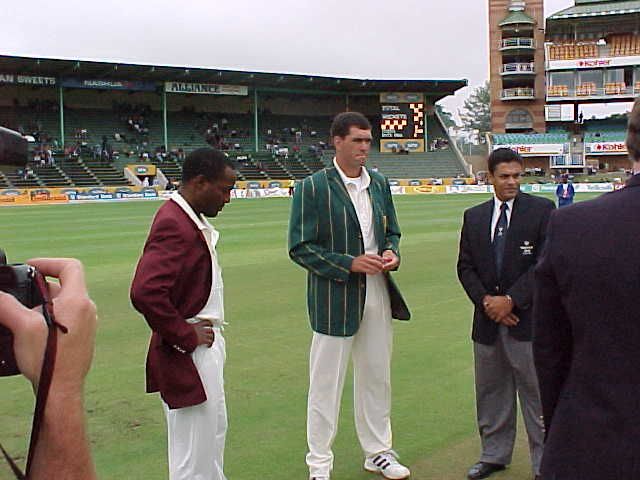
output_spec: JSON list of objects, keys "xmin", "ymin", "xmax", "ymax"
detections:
[
  {"xmin": 0, "ymin": 292, "xmax": 48, "ymax": 386},
  {"xmin": 0, "ymin": 258, "xmax": 97, "ymax": 480}
]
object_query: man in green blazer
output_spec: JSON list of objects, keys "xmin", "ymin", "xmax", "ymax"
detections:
[{"xmin": 288, "ymin": 112, "xmax": 410, "ymax": 480}]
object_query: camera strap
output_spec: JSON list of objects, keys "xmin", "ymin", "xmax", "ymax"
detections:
[{"xmin": 0, "ymin": 273, "xmax": 68, "ymax": 479}]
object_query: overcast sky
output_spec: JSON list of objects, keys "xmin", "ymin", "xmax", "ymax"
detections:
[{"xmin": 4, "ymin": 0, "xmax": 618, "ymax": 119}]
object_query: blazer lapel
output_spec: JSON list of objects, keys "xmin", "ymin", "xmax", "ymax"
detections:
[{"xmin": 326, "ymin": 167, "xmax": 360, "ymax": 227}]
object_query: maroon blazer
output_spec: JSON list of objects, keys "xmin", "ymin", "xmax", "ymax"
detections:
[{"xmin": 130, "ymin": 198, "xmax": 212, "ymax": 409}]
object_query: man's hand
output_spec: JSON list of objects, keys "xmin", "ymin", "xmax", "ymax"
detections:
[
  {"xmin": 0, "ymin": 258, "xmax": 98, "ymax": 480},
  {"xmin": 350, "ymin": 254, "xmax": 384, "ymax": 275},
  {"xmin": 381, "ymin": 250, "xmax": 400, "ymax": 271},
  {"xmin": 0, "ymin": 292, "xmax": 48, "ymax": 386},
  {"xmin": 193, "ymin": 319, "xmax": 215, "ymax": 347},
  {"xmin": 28, "ymin": 258, "xmax": 97, "ymax": 393},
  {"xmin": 497, "ymin": 313, "xmax": 520, "ymax": 327},
  {"xmin": 482, "ymin": 295, "xmax": 514, "ymax": 322}
]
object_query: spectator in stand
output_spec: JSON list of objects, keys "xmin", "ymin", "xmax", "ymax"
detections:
[
  {"xmin": 221, "ymin": 118, "xmax": 228, "ymax": 131},
  {"xmin": 295, "ymin": 130, "xmax": 302, "ymax": 144},
  {"xmin": 142, "ymin": 176, "xmax": 150, "ymax": 187},
  {"xmin": 372, "ymin": 165, "xmax": 379, "ymax": 173},
  {"xmin": 555, "ymin": 176, "xmax": 575, "ymax": 208}
]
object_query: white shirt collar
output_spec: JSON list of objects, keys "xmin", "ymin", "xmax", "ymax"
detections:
[
  {"xmin": 170, "ymin": 191, "xmax": 215, "ymax": 233},
  {"xmin": 493, "ymin": 195, "xmax": 515, "ymax": 212},
  {"xmin": 333, "ymin": 157, "xmax": 371, "ymax": 191}
]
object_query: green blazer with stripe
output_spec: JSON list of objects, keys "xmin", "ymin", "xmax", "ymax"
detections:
[{"xmin": 288, "ymin": 166, "xmax": 410, "ymax": 337}]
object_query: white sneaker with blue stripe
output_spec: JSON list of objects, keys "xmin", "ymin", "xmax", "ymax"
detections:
[{"xmin": 364, "ymin": 450, "xmax": 410, "ymax": 479}]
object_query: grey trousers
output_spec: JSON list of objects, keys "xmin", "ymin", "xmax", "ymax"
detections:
[{"xmin": 473, "ymin": 325, "xmax": 544, "ymax": 475}]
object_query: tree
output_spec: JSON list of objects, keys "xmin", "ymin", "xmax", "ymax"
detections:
[
  {"xmin": 435, "ymin": 103, "xmax": 456, "ymax": 129},
  {"xmin": 459, "ymin": 81, "xmax": 491, "ymax": 142}
]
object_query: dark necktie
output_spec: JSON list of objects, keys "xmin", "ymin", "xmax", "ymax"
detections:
[{"xmin": 493, "ymin": 202, "xmax": 509, "ymax": 276}]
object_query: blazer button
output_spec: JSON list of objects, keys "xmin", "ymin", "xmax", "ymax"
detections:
[{"xmin": 357, "ymin": 234, "xmax": 362, "ymax": 239}]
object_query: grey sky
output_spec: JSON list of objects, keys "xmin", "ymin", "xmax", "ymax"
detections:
[{"xmin": 2, "ymin": 0, "xmax": 600, "ymax": 119}]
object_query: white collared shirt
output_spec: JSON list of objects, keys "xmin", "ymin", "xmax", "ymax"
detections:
[
  {"xmin": 333, "ymin": 158, "xmax": 377, "ymax": 254},
  {"xmin": 490, "ymin": 195, "xmax": 514, "ymax": 242},
  {"xmin": 171, "ymin": 191, "xmax": 225, "ymax": 326}
]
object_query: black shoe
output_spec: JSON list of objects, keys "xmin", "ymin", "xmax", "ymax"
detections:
[{"xmin": 467, "ymin": 462, "xmax": 506, "ymax": 479}]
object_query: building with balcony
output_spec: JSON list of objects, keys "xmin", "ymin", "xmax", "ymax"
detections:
[
  {"xmin": 489, "ymin": 0, "xmax": 546, "ymax": 133},
  {"xmin": 489, "ymin": 0, "xmax": 637, "ymax": 173}
]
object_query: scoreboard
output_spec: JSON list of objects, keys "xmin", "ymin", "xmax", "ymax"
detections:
[{"xmin": 379, "ymin": 92, "xmax": 425, "ymax": 153}]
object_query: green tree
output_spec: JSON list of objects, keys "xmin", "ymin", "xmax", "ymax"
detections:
[{"xmin": 459, "ymin": 81, "xmax": 491, "ymax": 142}]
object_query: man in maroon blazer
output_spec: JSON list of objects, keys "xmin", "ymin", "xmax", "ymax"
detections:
[
  {"xmin": 533, "ymin": 99, "xmax": 640, "ymax": 480},
  {"xmin": 131, "ymin": 147, "xmax": 236, "ymax": 480}
]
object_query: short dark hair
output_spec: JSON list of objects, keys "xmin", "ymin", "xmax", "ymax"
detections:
[
  {"xmin": 627, "ymin": 98, "xmax": 640, "ymax": 162},
  {"xmin": 181, "ymin": 147, "xmax": 234, "ymax": 184},
  {"xmin": 330, "ymin": 111, "xmax": 371, "ymax": 138},
  {"xmin": 487, "ymin": 147, "xmax": 524, "ymax": 173}
]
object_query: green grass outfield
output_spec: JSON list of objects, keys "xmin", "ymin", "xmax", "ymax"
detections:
[{"xmin": 0, "ymin": 193, "xmax": 599, "ymax": 480}]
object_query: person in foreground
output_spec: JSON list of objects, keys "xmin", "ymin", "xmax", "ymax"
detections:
[
  {"xmin": 533, "ymin": 100, "xmax": 640, "ymax": 480},
  {"xmin": 0, "ymin": 258, "xmax": 97, "ymax": 479},
  {"xmin": 130, "ymin": 147, "xmax": 236, "ymax": 480},
  {"xmin": 457, "ymin": 148, "xmax": 554, "ymax": 480},
  {"xmin": 288, "ymin": 112, "xmax": 411, "ymax": 480}
]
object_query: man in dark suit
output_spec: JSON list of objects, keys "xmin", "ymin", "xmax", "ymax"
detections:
[
  {"xmin": 130, "ymin": 148, "xmax": 236, "ymax": 480},
  {"xmin": 533, "ymin": 101, "xmax": 640, "ymax": 480},
  {"xmin": 289, "ymin": 112, "xmax": 410, "ymax": 480},
  {"xmin": 555, "ymin": 176, "xmax": 575, "ymax": 207},
  {"xmin": 457, "ymin": 148, "xmax": 554, "ymax": 480}
]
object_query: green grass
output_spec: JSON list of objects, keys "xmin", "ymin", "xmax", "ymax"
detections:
[{"xmin": 0, "ymin": 193, "xmax": 599, "ymax": 480}]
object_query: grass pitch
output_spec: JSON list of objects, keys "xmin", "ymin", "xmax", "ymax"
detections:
[{"xmin": 0, "ymin": 193, "xmax": 598, "ymax": 479}]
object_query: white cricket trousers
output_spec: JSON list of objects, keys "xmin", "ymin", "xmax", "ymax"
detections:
[
  {"xmin": 162, "ymin": 329, "xmax": 227, "ymax": 480},
  {"xmin": 306, "ymin": 274, "xmax": 393, "ymax": 477}
]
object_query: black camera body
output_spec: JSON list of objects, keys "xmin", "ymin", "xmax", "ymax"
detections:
[{"xmin": 0, "ymin": 250, "xmax": 44, "ymax": 309}]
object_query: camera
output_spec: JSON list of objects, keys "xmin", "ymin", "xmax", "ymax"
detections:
[{"xmin": 0, "ymin": 249, "xmax": 44, "ymax": 309}]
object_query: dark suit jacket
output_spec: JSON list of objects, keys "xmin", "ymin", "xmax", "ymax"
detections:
[
  {"xmin": 288, "ymin": 166, "xmax": 409, "ymax": 337},
  {"xmin": 130, "ymin": 198, "xmax": 212, "ymax": 409},
  {"xmin": 533, "ymin": 174, "xmax": 640, "ymax": 480},
  {"xmin": 555, "ymin": 183, "xmax": 575, "ymax": 207},
  {"xmin": 457, "ymin": 193, "xmax": 554, "ymax": 345}
]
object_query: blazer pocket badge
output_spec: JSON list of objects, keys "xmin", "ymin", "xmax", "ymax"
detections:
[{"xmin": 520, "ymin": 240, "xmax": 534, "ymax": 256}]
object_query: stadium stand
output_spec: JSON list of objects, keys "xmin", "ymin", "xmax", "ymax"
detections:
[{"xmin": 492, "ymin": 133, "xmax": 570, "ymax": 144}]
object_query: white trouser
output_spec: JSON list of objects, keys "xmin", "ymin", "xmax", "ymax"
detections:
[
  {"xmin": 306, "ymin": 274, "xmax": 393, "ymax": 477},
  {"xmin": 162, "ymin": 329, "xmax": 227, "ymax": 480}
]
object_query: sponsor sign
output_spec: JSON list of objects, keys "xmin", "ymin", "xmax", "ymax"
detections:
[
  {"xmin": 127, "ymin": 164, "xmax": 157, "ymax": 176},
  {"xmin": 584, "ymin": 142, "xmax": 627, "ymax": 155},
  {"xmin": 0, "ymin": 74, "xmax": 56, "ymax": 86},
  {"xmin": 446, "ymin": 185, "xmax": 493, "ymax": 194},
  {"xmin": 61, "ymin": 78, "xmax": 156, "ymax": 91},
  {"xmin": 494, "ymin": 143, "xmax": 565, "ymax": 156},
  {"xmin": 165, "ymin": 82, "xmax": 248, "ymax": 95},
  {"xmin": 548, "ymin": 55, "xmax": 640, "ymax": 70}
]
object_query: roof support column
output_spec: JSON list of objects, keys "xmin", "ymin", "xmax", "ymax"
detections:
[
  {"xmin": 162, "ymin": 88, "xmax": 168, "ymax": 152},
  {"xmin": 254, "ymin": 88, "xmax": 259, "ymax": 153},
  {"xmin": 58, "ymin": 84, "xmax": 65, "ymax": 148}
]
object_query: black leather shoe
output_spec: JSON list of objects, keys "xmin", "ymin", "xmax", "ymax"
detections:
[{"xmin": 467, "ymin": 462, "xmax": 506, "ymax": 479}]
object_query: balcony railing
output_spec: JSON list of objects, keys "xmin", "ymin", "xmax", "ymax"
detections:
[
  {"xmin": 547, "ymin": 83, "xmax": 637, "ymax": 99},
  {"xmin": 501, "ymin": 62, "xmax": 535, "ymax": 74},
  {"xmin": 501, "ymin": 87, "xmax": 535, "ymax": 100},
  {"xmin": 501, "ymin": 38, "xmax": 535, "ymax": 49}
]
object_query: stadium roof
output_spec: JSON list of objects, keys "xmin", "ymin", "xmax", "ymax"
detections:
[
  {"xmin": 548, "ymin": 0, "xmax": 640, "ymax": 20},
  {"xmin": 0, "ymin": 55, "xmax": 467, "ymax": 100}
]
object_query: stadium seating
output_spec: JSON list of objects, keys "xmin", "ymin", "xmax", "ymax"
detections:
[
  {"xmin": 33, "ymin": 163, "xmax": 72, "ymax": 187},
  {"xmin": 609, "ymin": 34, "xmax": 640, "ymax": 57},
  {"xmin": 548, "ymin": 42, "xmax": 598, "ymax": 60},
  {"xmin": 492, "ymin": 133, "xmax": 569, "ymax": 144},
  {"xmin": 58, "ymin": 158, "xmax": 100, "ymax": 187}
]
